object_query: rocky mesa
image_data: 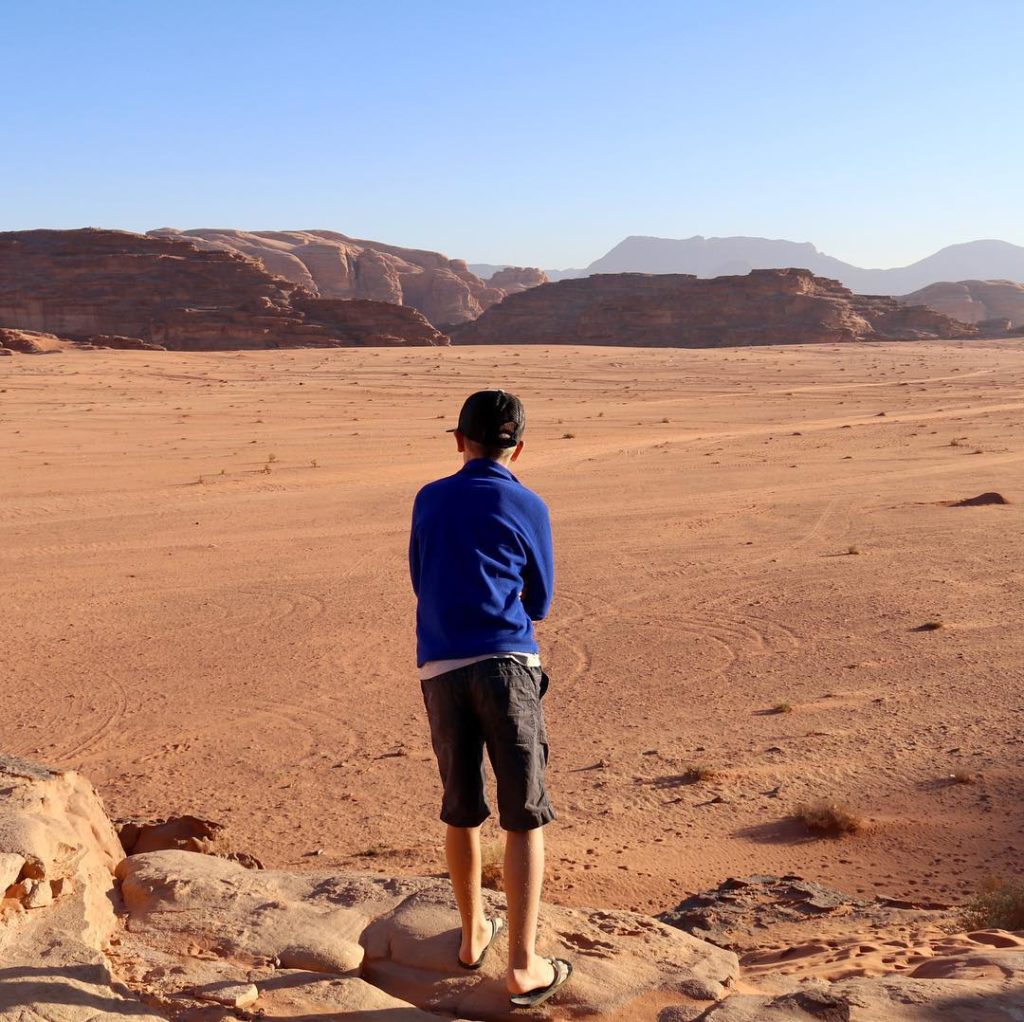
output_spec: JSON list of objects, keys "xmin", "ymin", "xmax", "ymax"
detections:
[
  {"xmin": 0, "ymin": 229, "xmax": 449, "ymax": 352},
  {"xmin": 448, "ymin": 269, "xmax": 976, "ymax": 347},
  {"xmin": 150, "ymin": 228, "xmax": 549, "ymax": 327}
]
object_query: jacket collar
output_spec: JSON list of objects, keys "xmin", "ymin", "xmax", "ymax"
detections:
[{"xmin": 460, "ymin": 458, "xmax": 517, "ymax": 482}]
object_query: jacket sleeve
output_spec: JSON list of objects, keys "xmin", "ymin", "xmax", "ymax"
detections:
[
  {"xmin": 521, "ymin": 501, "xmax": 554, "ymax": 621},
  {"xmin": 408, "ymin": 496, "xmax": 421, "ymax": 596}
]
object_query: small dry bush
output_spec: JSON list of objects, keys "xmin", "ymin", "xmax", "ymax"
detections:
[
  {"xmin": 772, "ymin": 702, "xmax": 794, "ymax": 714},
  {"xmin": 960, "ymin": 878, "xmax": 1024, "ymax": 931},
  {"xmin": 795, "ymin": 800, "xmax": 863, "ymax": 837},
  {"xmin": 682, "ymin": 764, "xmax": 721, "ymax": 783},
  {"xmin": 951, "ymin": 769, "xmax": 977, "ymax": 785},
  {"xmin": 481, "ymin": 840, "xmax": 504, "ymax": 891}
]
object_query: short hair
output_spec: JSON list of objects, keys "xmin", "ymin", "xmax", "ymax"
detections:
[{"xmin": 464, "ymin": 436, "xmax": 514, "ymax": 461}]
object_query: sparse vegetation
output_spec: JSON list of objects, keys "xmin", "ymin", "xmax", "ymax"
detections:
[
  {"xmin": 772, "ymin": 702, "xmax": 793, "ymax": 714},
  {"xmin": 951, "ymin": 769, "xmax": 977, "ymax": 785},
  {"xmin": 960, "ymin": 878, "xmax": 1024, "ymax": 931},
  {"xmin": 267, "ymin": 453, "xmax": 277, "ymax": 463},
  {"xmin": 353, "ymin": 844, "xmax": 388, "ymax": 858},
  {"xmin": 310, "ymin": 459, "xmax": 319, "ymax": 468},
  {"xmin": 682, "ymin": 764, "xmax": 721, "ymax": 783},
  {"xmin": 846, "ymin": 545, "xmax": 860, "ymax": 556},
  {"xmin": 913, "ymin": 620, "xmax": 944, "ymax": 632},
  {"xmin": 562, "ymin": 432, "xmax": 576, "ymax": 440},
  {"xmin": 795, "ymin": 800, "xmax": 863, "ymax": 836},
  {"xmin": 480, "ymin": 841, "xmax": 504, "ymax": 891}
]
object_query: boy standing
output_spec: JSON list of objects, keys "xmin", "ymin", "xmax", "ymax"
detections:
[{"xmin": 409, "ymin": 390, "xmax": 572, "ymax": 1009}]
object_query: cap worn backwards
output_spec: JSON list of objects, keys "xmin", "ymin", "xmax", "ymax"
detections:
[{"xmin": 449, "ymin": 390, "xmax": 526, "ymax": 448}]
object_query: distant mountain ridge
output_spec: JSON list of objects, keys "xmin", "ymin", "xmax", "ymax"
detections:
[{"xmin": 475, "ymin": 237, "xmax": 1024, "ymax": 293}]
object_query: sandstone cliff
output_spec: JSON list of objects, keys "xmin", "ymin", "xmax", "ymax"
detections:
[
  {"xmin": 0, "ymin": 229, "xmax": 448, "ymax": 350},
  {"xmin": 897, "ymin": 280, "xmax": 1024, "ymax": 330},
  {"xmin": 448, "ymin": 269, "xmax": 976, "ymax": 347},
  {"xmin": 150, "ymin": 228, "xmax": 547, "ymax": 327}
]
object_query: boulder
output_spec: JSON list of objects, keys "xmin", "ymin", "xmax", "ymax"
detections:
[
  {"xmin": 0, "ymin": 754, "xmax": 161, "ymax": 1021},
  {"xmin": 0, "ymin": 327, "xmax": 65, "ymax": 353}
]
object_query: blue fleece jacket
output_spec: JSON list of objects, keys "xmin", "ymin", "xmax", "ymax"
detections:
[{"xmin": 409, "ymin": 459, "xmax": 554, "ymax": 666}]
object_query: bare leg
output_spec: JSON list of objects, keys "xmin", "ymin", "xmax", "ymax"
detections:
[
  {"xmin": 445, "ymin": 825, "xmax": 493, "ymax": 966},
  {"xmin": 505, "ymin": 826, "xmax": 556, "ymax": 993}
]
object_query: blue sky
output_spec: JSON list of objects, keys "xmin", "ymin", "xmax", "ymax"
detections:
[{"xmin": 2, "ymin": 0, "xmax": 1021, "ymax": 268}]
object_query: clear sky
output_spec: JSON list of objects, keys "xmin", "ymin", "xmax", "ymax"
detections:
[{"xmin": 3, "ymin": 0, "xmax": 1021, "ymax": 269}]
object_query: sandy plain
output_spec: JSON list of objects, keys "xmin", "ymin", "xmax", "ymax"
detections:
[{"xmin": 2, "ymin": 339, "xmax": 1023, "ymax": 931}]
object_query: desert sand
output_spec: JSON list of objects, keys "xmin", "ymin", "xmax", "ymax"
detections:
[{"xmin": 2, "ymin": 340, "xmax": 1023, "ymax": 932}]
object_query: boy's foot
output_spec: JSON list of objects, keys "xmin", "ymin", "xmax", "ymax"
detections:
[
  {"xmin": 509, "ymin": 957, "xmax": 573, "ymax": 1008},
  {"xmin": 458, "ymin": 916, "xmax": 504, "ymax": 969}
]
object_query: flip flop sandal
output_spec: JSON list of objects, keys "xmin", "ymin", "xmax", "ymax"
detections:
[
  {"xmin": 458, "ymin": 916, "xmax": 505, "ymax": 970},
  {"xmin": 509, "ymin": 957, "xmax": 573, "ymax": 1009}
]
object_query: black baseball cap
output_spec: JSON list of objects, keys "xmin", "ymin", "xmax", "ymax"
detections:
[{"xmin": 448, "ymin": 390, "xmax": 526, "ymax": 447}]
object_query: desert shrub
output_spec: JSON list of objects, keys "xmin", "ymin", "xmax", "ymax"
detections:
[
  {"xmin": 481, "ymin": 841, "xmax": 504, "ymax": 891},
  {"xmin": 682, "ymin": 764, "xmax": 721, "ymax": 783},
  {"xmin": 795, "ymin": 800, "xmax": 863, "ymax": 836},
  {"xmin": 960, "ymin": 878, "xmax": 1024, "ymax": 931}
]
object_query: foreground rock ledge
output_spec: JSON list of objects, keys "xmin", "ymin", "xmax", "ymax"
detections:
[
  {"xmin": 0, "ymin": 755, "xmax": 736, "ymax": 1021},
  {"xmin": 3, "ymin": 754, "xmax": 1024, "ymax": 1021}
]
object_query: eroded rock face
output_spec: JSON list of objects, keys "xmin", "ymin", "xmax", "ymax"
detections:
[
  {"xmin": 150, "ymin": 228, "xmax": 547, "ymax": 327},
  {"xmin": 0, "ymin": 229, "xmax": 449, "ymax": 350},
  {"xmin": 0, "ymin": 755, "xmax": 160, "ymax": 1020},
  {"xmin": 897, "ymin": 280, "xmax": 1024, "ymax": 329},
  {"xmin": 448, "ymin": 269, "xmax": 976, "ymax": 347},
  {"xmin": 294, "ymin": 296, "xmax": 448, "ymax": 347}
]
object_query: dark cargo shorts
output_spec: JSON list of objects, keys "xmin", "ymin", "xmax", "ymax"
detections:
[{"xmin": 420, "ymin": 657, "xmax": 555, "ymax": 831}]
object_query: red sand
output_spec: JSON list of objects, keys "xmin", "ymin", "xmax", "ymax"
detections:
[{"xmin": 2, "ymin": 341, "xmax": 1023, "ymax": 917}]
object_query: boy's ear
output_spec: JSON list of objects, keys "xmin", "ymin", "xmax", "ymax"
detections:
[
  {"xmin": 509, "ymin": 440, "xmax": 524, "ymax": 462},
  {"xmin": 454, "ymin": 430, "xmax": 467, "ymax": 452}
]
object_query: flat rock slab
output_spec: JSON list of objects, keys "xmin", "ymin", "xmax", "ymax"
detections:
[{"xmin": 117, "ymin": 850, "xmax": 739, "ymax": 1020}]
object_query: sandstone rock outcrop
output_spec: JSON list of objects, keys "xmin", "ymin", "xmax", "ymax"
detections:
[
  {"xmin": 448, "ymin": 269, "xmax": 976, "ymax": 347},
  {"xmin": 1, "ymin": 756, "xmax": 739, "ymax": 1021},
  {"xmin": 0, "ymin": 229, "xmax": 449, "ymax": 351},
  {"xmin": 897, "ymin": 280, "xmax": 1024, "ymax": 330},
  {"xmin": 484, "ymin": 266, "xmax": 550, "ymax": 294},
  {"xmin": 5, "ymin": 755, "xmax": 1024, "ymax": 1021},
  {"xmin": 0, "ymin": 328, "xmax": 65, "ymax": 353},
  {"xmin": 150, "ymin": 228, "xmax": 547, "ymax": 327},
  {"xmin": 0, "ymin": 755, "xmax": 160, "ymax": 1021}
]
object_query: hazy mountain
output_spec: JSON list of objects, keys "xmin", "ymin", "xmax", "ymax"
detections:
[{"xmin": 579, "ymin": 236, "xmax": 1024, "ymax": 294}]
